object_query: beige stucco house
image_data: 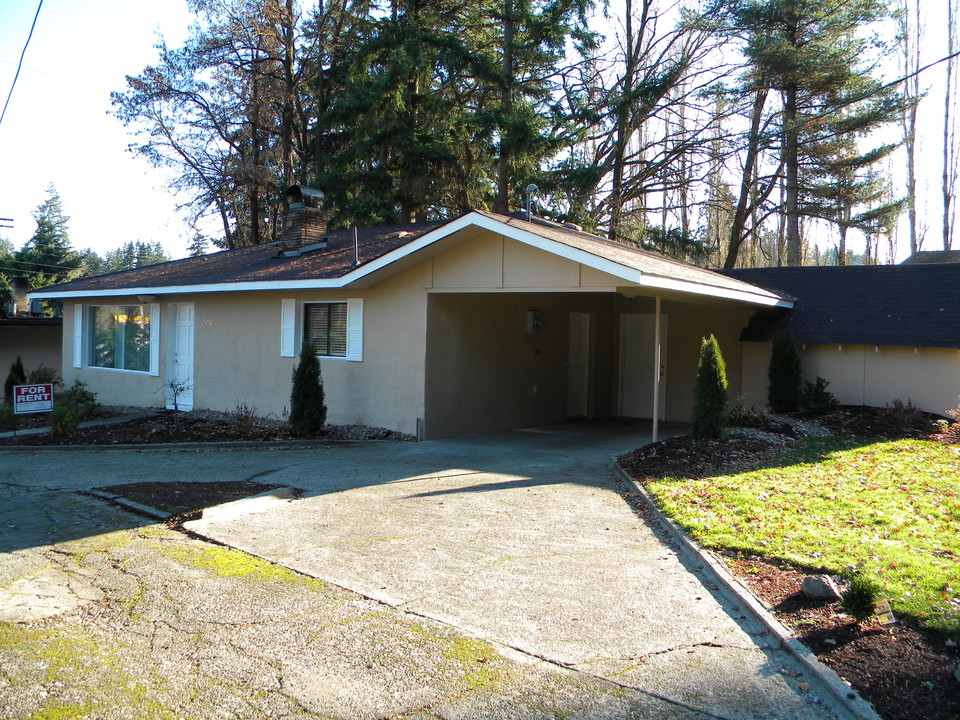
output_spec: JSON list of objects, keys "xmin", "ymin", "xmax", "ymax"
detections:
[
  {"xmin": 2, "ymin": 277, "xmax": 62, "ymax": 381},
  {"xmin": 31, "ymin": 200, "xmax": 791, "ymax": 438},
  {"xmin": 728, "ymin": 265, "xmax": 960, "ymax": 418}
]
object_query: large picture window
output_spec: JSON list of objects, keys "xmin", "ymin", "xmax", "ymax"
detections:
[
  {"xmin": 304, "ymin": 302, "xmax": 347, "ymax": 357},
  {"xmin": 88, "ymin": 304, "xmax": 153, "ymax": 372}
]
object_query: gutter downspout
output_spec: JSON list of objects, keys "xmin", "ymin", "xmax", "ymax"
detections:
[{"xmin": 652, "ymin": 296, "xmax": 662, "ymax": 443}]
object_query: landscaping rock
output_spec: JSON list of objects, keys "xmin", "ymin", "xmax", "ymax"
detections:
[
  {"xmin": 954, "ymin": 662, "xmax": 960, "ymax": 684},
  {"xmin": 801, "ymin": 575, "xmax": 841, "ymax": 600}
]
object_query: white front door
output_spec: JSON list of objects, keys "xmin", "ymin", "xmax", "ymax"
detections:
[
  {"xmin": 567, "ymin": 312, "xmax": 591, "ymax": 417},
  {"xmin": 619, "ymin": 314, "xmax": 667, "ymax": 419},
  {"xmin": 168, "ymin": 303, "xmax": 195, "ymax": 411}
]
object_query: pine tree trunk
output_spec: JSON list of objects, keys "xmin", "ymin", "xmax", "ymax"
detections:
[
  {"xmin": 943, "ymin": 0, "xmax": 957, "ymax": 250},
  {"xmin": 783, "ymin": 85, "xmax": 802, "ymax": 265},
  {"xmin": 903, "ymin": 0, "xmax": 921, "ymax": 255},
  {"xmin": 494, "ymin": 0, "xmax": 514, "ymax": 214},
  {"xmin": 723, "ymin": 89, "xmax": 767, "ymax": 268},
  {"xmin": 280, "ymin": 0, "xmax": 296, "ymax": 188},
  {"xmin": 608, "ymin": 0, "xmax": 636, "ymax": 242}
]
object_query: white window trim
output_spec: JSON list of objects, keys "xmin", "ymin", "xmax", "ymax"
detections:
[
  {"xmin": 73, "ymin": 303, "xmax": 83, "ymax": 368},
  {"xmin": 280, "ymin": 298, "xmax": 363, "ymax": 362},
  {"xmin": 78, "ymin": 302, "xmax": 160, "ymax": 376}
]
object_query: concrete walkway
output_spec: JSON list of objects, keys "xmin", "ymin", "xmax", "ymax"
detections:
[{"xmin": 0, "ymin": 422, "xmax": 859, "ymax": 719}]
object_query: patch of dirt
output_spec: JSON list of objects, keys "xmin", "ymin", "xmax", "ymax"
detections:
[
  {"xmin": 619, "ymin": 406, "xmax": 960, "ymax": 720},
  {"xmin": 95, "ymin": 480, "xmax": 286, "ymax": 523},
  {"xmin": 813, "ymin": 404, "xmax": 946, "ymax": 440},
  {"xmin": 0, "ymin": 409, "xmax": 416, "ymax": 446},
  {"xmin": 726, "ymin": 556, "xmax": 960, "ymax": 720}
]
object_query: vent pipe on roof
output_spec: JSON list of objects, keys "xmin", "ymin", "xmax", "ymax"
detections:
[
  {"xmin": 279, "ymin": 184, "xmax": 327, "ymax": 257},
  {"xmin": 525, "ymin": 184, "xmax": 538, "ymax": 221}
]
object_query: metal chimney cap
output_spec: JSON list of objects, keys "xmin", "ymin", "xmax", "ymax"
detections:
[{"xmin": 285, "ymin": 185, "xmax": 325, "ymax": 208}]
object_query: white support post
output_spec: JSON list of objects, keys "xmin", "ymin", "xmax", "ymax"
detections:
[{"xmin": 652, "ymin": 296, "xmax": 661, "ymax": 443}]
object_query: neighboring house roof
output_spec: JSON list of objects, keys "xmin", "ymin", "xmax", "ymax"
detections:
[
  {"xmin": 32, "ymin": 211, "xmax": 790, "ymax": 308},
  {"xmin": 901, "ymin": 250, "xmax": 960, "ymax": 264},
  {"xmin": 0, "ymin": 316, "xmax": 62, "ymax": 327},
  {"xmin": 725, "ymin": 265, "xmax": 960, "ymax": 349}
]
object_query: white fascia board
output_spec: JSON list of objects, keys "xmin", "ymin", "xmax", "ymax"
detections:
[
  {"xmin": 637, "ymin": 274, "xmax": 794, "ymax": 307},
  {"xmin": 30, "ymin": 278, "xmax": 345, "ymax": 299},
  {"xmin": 426, "ymin": 286, "xmax": 618, "ymax": 294}
]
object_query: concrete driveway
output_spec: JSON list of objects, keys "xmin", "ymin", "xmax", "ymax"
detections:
[{"xmin": 0, "ymin": 422, "xmax": 857, "ymax": 719}]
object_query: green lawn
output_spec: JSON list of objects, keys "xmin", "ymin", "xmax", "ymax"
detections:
[{"xmin": 645, "ymin": 437, "xmax": 960, "ymax": 635}]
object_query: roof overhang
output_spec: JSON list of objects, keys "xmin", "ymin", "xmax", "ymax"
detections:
[{"xmin": 31, "ymin": 212, "xmax": 793, "ymax": 308}]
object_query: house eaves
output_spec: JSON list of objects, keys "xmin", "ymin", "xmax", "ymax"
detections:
[{"xmin": 32, "ymin": 212, "xmax": 792, "ymax": 309}]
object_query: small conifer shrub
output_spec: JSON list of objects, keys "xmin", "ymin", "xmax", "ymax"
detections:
[
  {"xmin": 691, "ymin": 334, "xmax": 728, "ymax": 439},
  {"xmin": 768, "ymin": 330, "xmax": 802, "ymax": 413},
  {"xmin": 290, "ymin": 341, "xmax": 327, "ymax": 438},
  {"xmin": 800, "ymin": 376, "xmax": 838, "ymax": 416},
  {"xmin": 842, "ymin": 572, "xmax": 881, "ymax": 624}
]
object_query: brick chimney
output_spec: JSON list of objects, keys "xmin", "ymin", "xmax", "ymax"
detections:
[
  {"xmin": 279, "ymin": 185, "xmax": 327, "ymax": 256},
  {"xmin": 11, "ymin": 276, "xmax": 29, "ymax": 316}
]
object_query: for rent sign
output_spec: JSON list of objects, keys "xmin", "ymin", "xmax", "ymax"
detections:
[{"xmin": 13, "ymin": 384, "xmax": 54, "ymax": 414}]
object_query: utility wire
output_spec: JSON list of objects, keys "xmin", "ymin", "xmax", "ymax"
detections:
[
  {"xmin": 0, "ymin": 0, "xmax": 44, "ymax": 129},
  {"xmin": 885, "ymin": 48, "xmax": 960, "ymax": 90},
  {"xmin": 0, "ymin": 257, "xmax": 85, "ymax": 271},
  {"xmin": 545, "ymin": 48, "xmax": 960, "ymax": 209}
]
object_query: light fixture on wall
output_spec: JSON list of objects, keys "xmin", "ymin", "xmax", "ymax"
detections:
[
  {"xmin": 137, "ymin": 295, "xmax": 156, "ymax": 303},
  {"xmin": 525, "ymin": 309, "xmax": 543, "ymax": 334}
]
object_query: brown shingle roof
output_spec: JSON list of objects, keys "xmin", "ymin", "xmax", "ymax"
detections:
[
  {"xmin": 36, "ymin": 211, "xmax": 787, "ymax": 306},
  {"xmin": 40, "ymin": 220, "xmax": 445, "ymax": 294}
]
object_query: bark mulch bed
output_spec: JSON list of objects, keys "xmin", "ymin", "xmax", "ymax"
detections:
[
  {"xmin": 619, "ymin": 405, "xmax": 960, "ymax": 720},
  {"xmin": 94, "ymin": 480, "xmax": 287, "ymax": 525},
  {"xmin": 0, "ymin": 409, "xmax": 415, "ymax": 446}
]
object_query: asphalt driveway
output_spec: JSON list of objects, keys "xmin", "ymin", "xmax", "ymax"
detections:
[{"xmin": 0, "ymin": 422, "xmax": 859, "ymax": 719}]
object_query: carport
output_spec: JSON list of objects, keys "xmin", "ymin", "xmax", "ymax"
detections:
[{"xmin": 423, "ymin": 287, "xmax": 780, "ymax": 439}]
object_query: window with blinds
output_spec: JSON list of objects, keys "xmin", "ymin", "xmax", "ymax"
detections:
[{"xmin": 304, "ymin": 302, "xmax": 348, "ymax": 357}]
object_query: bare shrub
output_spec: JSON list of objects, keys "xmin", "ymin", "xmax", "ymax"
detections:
[{"xmin": 231, "ymin": 401, "xmax": 258, "ymax": 434}]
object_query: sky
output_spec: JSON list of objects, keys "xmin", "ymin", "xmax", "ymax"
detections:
[
  {"xmin": 0, "ymin": 0, "xmax": 193, "ymax": 259},
  {"xmin": 0, "ymin": 0, "xmax": 955, "ymax": 263}
]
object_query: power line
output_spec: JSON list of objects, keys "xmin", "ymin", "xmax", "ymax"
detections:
[
  {"xmin": 0, "ymin": 0, "xmax": 44, "ymax": 129},
  {"xmin": 0, "ymin": 265, "xmax": 63, "ymax": 277},
  {"xmin": 0, "ymin": 256, "xmax": 84, "ymax": 271},
  {"xmin": 885, "ymin": 48, "xmax": 960, "ymax": 90}
]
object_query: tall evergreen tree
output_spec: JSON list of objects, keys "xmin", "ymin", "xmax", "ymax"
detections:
[
  {"xmin": 11, "ymin": 186, "xmax": 81, "ymax": 289},
  {"xmin": 724, "ymin": 0, "xmax": 907, "ymax": 265}
]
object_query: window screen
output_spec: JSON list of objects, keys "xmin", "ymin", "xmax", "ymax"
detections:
[{"xmin": 304, "ymin": 302, "xmax": 348, "ymax": 357}]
